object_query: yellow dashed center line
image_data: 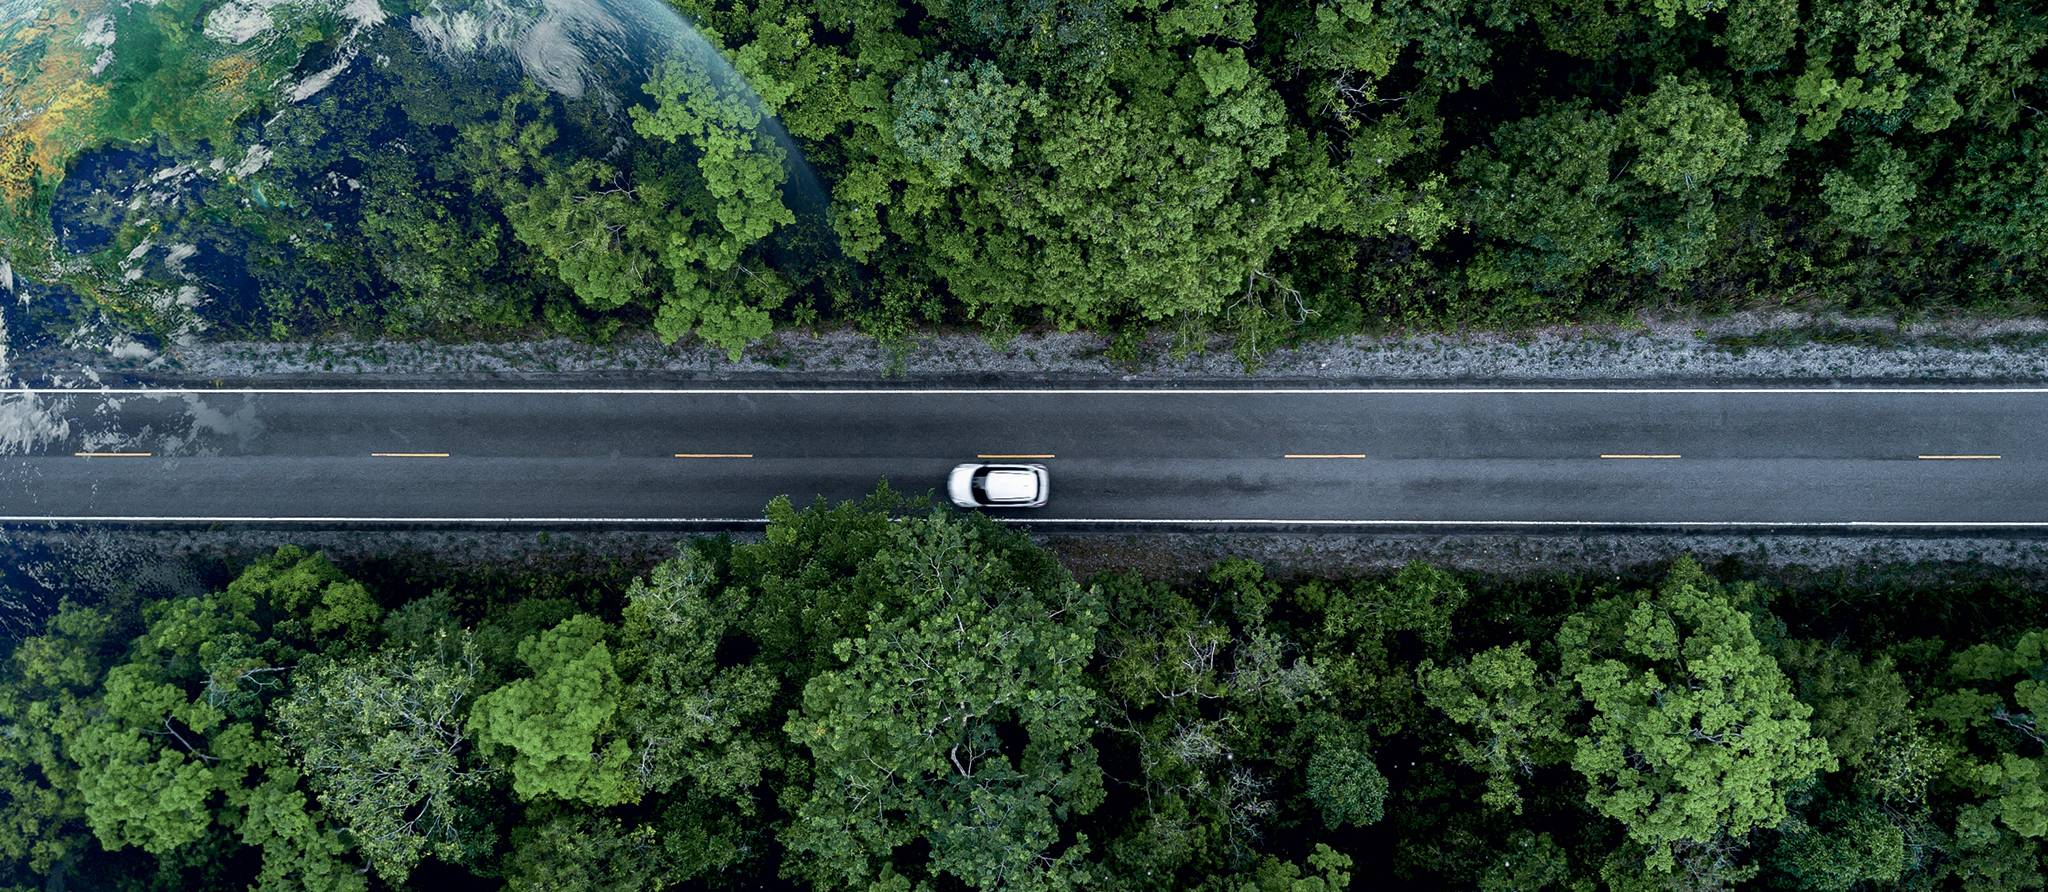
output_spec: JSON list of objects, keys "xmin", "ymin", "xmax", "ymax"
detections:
[
  {"xmin": 371, "ymin": 452, "xmax": 450, "ymax": 458},
  {"xmin": 1284, "ymin": 453, "xmax": 1367, "ymax": 459},
  {"xmin": 74, "ymin": 451, "xmax": 153, "ymax": 458},
  {"xmin": 1601, "ymin": 454, "xmax": 1682, "ymax": 460},
  {"xmin": 977, "ymin": 453, "xmax": 1055, "ymax": 460},
  {"xmin": 673, "ymin": 453, "xmax": 754, "ymax": 459},
  {"xmin": 1918, "ymin": 454, "xmax": 2001, "ymax": 460}
]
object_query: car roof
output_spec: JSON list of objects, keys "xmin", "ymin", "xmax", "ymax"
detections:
[{"xmin": 982, "ymin": 468, "xmax": 1040, "ymax": 502}]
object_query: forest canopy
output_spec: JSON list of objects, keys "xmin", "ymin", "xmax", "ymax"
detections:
[
  {"xmin": 1, "ymin": 492, "xmax": 2044, "ymax": 890},
  {"xmin": 0, "ymin": 0, "xmax": 2042, "ymax": 356}
]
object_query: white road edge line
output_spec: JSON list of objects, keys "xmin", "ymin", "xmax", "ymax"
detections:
[
  {"xmin": 15, "ymin": 387, "xmax": 2048, "ymax": 396},
  {"xmin": 0, "ymin": 516, "xmax": 2045, "ymax": 527}
]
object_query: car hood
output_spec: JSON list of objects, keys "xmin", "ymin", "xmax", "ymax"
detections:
[{"xmin": 947, "ymin": 465, "xmax": 977, "ymax": 506}]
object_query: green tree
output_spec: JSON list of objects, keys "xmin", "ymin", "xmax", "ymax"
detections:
[
  {"xmin": 631, "ymin": 55, "xmax": 796, "ymax": 352},
  {"xmin": 611, "ymin": 548, "xmax": 783, "ymax": 880},
  {"xmin": 891, "ymin": 54, "xmax": 1038, "ymax": 183},
  {"xmin": 357, "ymin": 155, "xmax": 520, "ymax": 336},
  {"xmin": 1209, "ymin": 843, "xmax": 1354, "ymax": 892},
  {"xmin": 1090, "ymin": 562, "xmax": 1327, "ymax": 884},
  {"xmin": 500, "ymin": 807, "xmax": 684, "ymax": 892},
  {"xmin": 468, "ymin": 615, "xmax": 637, "ymax": 807},
  {"xmin": 1305, "ymin": 736, "xmax": 1388, "ymax": 830},
  {"xmin": 274, "ymin": 638, "xmax": 489, "ymax": 882},
  {"xmin": 1769, "ymin": 798, "xmax": 1908, "ymax": 891},
  {"xmin": 55, "ymin": 547, "xmax": 380, "ymax": 890},
  {"xmin": 1420, "ymin": 642, "xmax": 1569, "ymax": 813},
  {"xmin": 617, "ymin": 549, "xmax": 780, "ymax": 802},
  {"xmin": 0, "ymin": 602, "xmax": 109, "ymax": 876},
  {"xmin": 1920, "ymin": 628, "xmax": 2048, "ymax": 887},
  {"xmin": 1771, "ymin": 639, "xmax": 1915, "ymax": 772},
  {"xmin": 1300, "ymin": 561, "xmax": 1469, "ymax": 735},
  {"xmin": 726, "ymin": 488, "xmax": 912, "ymax": 682},
  {"xmin": 1458, "ymin": 104, "xmax": 1632, "ymax": 292},
  {"xmin": 1627, "ymin": 77, "xmax": 1754, "ymax": 194},
  {"xmin": 462, "ymin": 70, "xmax": 793, "ymax": 358},
  {"xmin": 1476, "ymin": 830, "xmax": 1576, "ymax": 892},
  {"xmin": 1556, "ymin": 559, "xmax": 1835, "ymax": 875},
  {"xmin": 1819, "ymin": 142, "xmax": 1917, "ymax": 240},
  {"xmin": 781, "ymin": 512, "xmax": 1105, "ymax": 891},
  {"xmin": 224, "ymin": 545, "xmax": 382, "ymax": 649}
]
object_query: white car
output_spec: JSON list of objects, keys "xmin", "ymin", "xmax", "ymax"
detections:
[{"xmin": 948, "ymin": 463, "xmax": 1049, "ymax": 508}]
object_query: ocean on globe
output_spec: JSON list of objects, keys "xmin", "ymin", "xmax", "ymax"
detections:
[{"xmin": 0, "ymin": 0, "xmax": 831, "ymax": 365}]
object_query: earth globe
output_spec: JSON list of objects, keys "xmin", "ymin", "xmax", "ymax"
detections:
[{"xmin": 0, "ymin": 0, "xmax": 831, "ymax": 365}]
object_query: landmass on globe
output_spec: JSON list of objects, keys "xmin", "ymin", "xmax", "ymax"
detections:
[{"xmin": 0, "ymin": 0, "xmax": 820, "ymax": 361}]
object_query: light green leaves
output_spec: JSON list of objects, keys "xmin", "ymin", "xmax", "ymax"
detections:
[
  {"xmin": 632, "ymin": 55, "xmax": 795, "ymax": 355},
  {"xmin": 464, "ymin": 63, "xmax": 796, "ymax": 358},
  {"xmin": 1628, "ymin": 77, "xmax": 1752, "ymax": 193},
  {"xmin": 633, "ymin": 56, "xmax": 795, "ymax": 257},
  {"xmin": 1557, "ymin": 560, "xmax": 1835, "ymax": 873},
  {"xmin": 1819, "ymin": 142, "xmax": 1918, "ymax": 240},
  {"xmin": 616, "ymin": 551, "xmax": 779, "ymax": 805},
  {"xmin": 226, "ymin": 546, "xmax": 382, "ymax": 647},
  {"xmin": 1922, "ymin": 628, "xmax": 2048, "ymax": 847},
  {"xmin": 1965, "ymin": 755, "xmax": 2048, "ymax": 839},
  {"xmin": 48, "ymin": 548, "xmax": 383, "ymax": 886},
  {"xmin": 0, "ymin": 603, "xmax": 107, "ymax": 873},
  {"xmin": 68, "ymin": 665, "xmax": 219, "ymax": 854},
  {"xmin": 1420, "ymin": 642, "xmax": 1568, "ymax": 813},
  {"xmin": 468, "ymin": 616, "xmax": 638, "ymax": 807},
  {"xmin": 1768, "ymin": 798, "xmax": 1909, "ymax": 892}
]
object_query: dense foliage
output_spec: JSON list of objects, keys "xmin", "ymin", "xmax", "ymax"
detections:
[
  {"xmin": 3, "ymin": 0, "xmax": 2043, "ymax": 357},
  {"xmin": 2, "ymin": 493, "xmax": 2044, "ymax": 890}
]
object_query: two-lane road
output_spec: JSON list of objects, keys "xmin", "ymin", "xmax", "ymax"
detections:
[{"xmin": 3, "ymin": 386, "xmax": 2043, "ymax": 527}]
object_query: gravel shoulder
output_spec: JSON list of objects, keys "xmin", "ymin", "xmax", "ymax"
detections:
[
  {"xmin": 23, "ymin": 309, "xmax": 2048, "ymax": 387},
  {"xmin": 1041, "ymin": 530, "xmax": 2048, "ymax": 583}
]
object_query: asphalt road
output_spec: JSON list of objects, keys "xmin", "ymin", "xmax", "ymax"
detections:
[{"xmin": 2, "ymin": 386, "xmax": 2043, "ymax": 528}]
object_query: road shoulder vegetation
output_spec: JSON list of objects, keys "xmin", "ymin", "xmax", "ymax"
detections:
[{"xmin": 30, "ymin": 309, "xmax": 2048, "ymax": 388}]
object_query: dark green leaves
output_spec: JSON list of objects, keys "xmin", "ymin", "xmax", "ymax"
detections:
[
  {"xmin": 891, "ymin": 54, "xmax": 1037, "ymax": 182},
  {"xmin": 782, "ymin": 514, "xmax": 1105, "ymax": 891},
  {"xmin": 276, "ymin": 641, "xmax": 488, "ymax": 881},
  {"xmin": 7, "ymin": 513, "xmax": 2048, "ymax": 890}
]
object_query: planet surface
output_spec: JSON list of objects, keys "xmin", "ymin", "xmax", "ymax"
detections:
[{"xmin": 0, "ymin": 0, "xmax": 820, "ymax": 361}]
